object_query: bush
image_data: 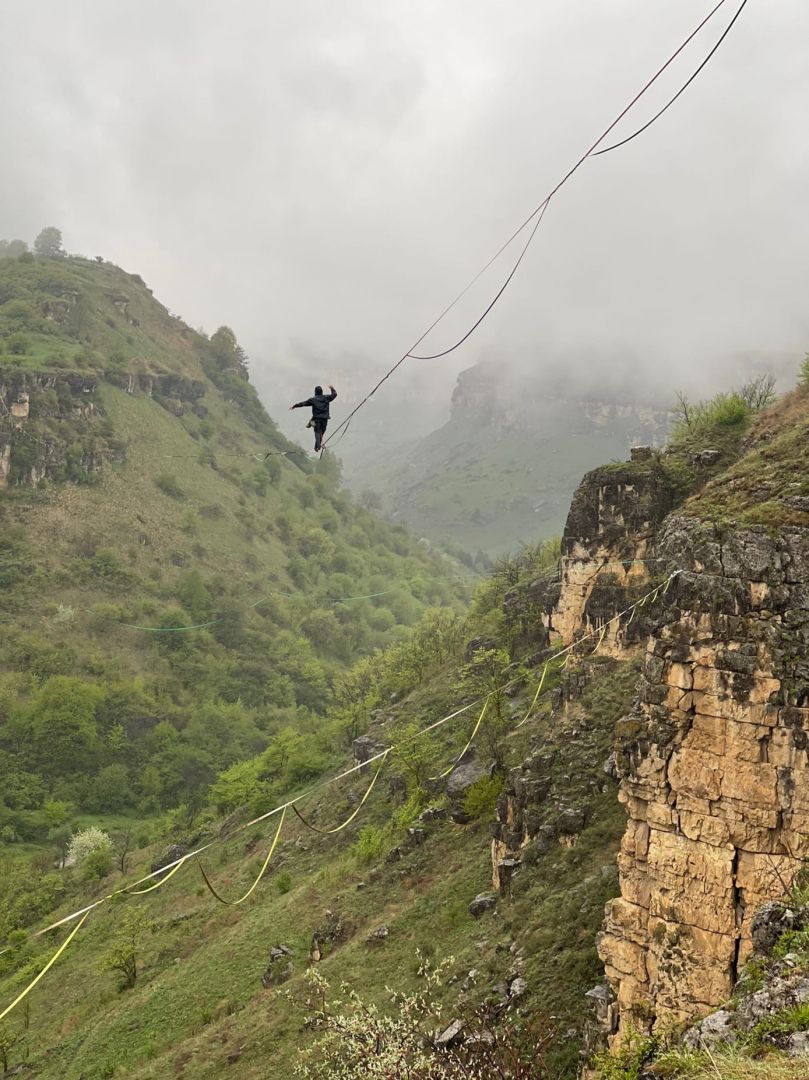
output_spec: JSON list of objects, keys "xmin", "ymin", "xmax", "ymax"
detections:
[
  {"xmin": 154, "ymin": 472, "xmax": 184, "ymax": 499},
  {"xmin": 67, "ymin": 826, "xmax": 113, "ymax": 868},
  {"xmin": 463, "ymin": 775, "xmax": 503, "ymax": 821},
  {"xmin": 670, "ymin": 377, "xmax": 775, "ymax": 448},
  {"xmin": 101, "ymin": 906, "xmax": 155, "ymax": 990},
  {"xmin": 275, "ymin": 871, "xmax": 293, "ymax": 895},
  {"xmin": 293, "ymin": 963, "xmax": 554, "ymax": 1079},
  {"xmin": 353, "ymin": 825, "xmax": 386, "ymax": 864},
  {"xmin": 801, "ymin": 354, "xmax": 809, "ymax": 388}
]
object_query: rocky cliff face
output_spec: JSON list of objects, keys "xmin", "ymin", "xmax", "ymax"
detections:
[
  {"xmin": 491, "ymin": 405, "xmax": 809, "ymax": 1058},
  {"xmin": 599, "ymin": 516, "xmax": 809, "ymax": 1041},
  {"xmin": 551, "ymin": 450, "xmax": 678, "ymax": 654},
  {"xmin": 0, "ymin": 368, "xmax": 209, "ymax": 487}
]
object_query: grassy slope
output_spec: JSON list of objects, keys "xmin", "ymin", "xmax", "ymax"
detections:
[
  {"xmin": 0, "ymin": 653, "xmax": 635, "ymax": 1080},
  {"xmin": 682, "ymin": 386, "xmax": 809, "ymax": 529},
  {"xmin": 0, "ymin": 256, "xmax": 463, "ymax": 672}
]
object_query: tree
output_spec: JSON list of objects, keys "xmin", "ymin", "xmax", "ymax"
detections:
[
  {"xmin": 210, "ymin": 325, "xmax": 249, "ymax": 378},
  {"xmin": 67, "ymin": 826, "xmax": 113, "ymax": 869},
  {"xmin": 33, "ymin": 226, "xmax": 64, "ymax": 259},
  {"xmin": 101, "ymin": 906, "xmax": 155, "ymax": 990},
  {"xmin": 0, "ymin": 239, "xmax": 28, "ymax": 259},
  {"xmin": 0, "ymin": 1021, "xmax": 23, "ymax": 1074},
  {"xmin": 22, "ymin": 676, "xmax": 102, "ymax": 779},
  {"xmin": 460, "ymin": 648, "xmax": 514, "ymax": 772}
]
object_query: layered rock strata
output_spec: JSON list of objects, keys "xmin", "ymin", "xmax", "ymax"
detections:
[
  {"xmin": 552, "ymin": 454, "xmax": 678, "ymax": 654},
  {"xmin": 599, "ymin": 516, "xmax": 809, "ymax": 1039}
]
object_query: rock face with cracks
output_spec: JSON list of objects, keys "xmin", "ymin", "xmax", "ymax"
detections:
[{"xmin": 598, "ymin": 514, "xmax": 809, "ymax": 1043}]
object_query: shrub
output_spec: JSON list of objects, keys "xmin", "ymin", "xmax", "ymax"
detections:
[
  {"xmin": 6, "ymin": 333, "xmax": 29, "ymax": 356},
  {"xmin": 154, "ymin": 472, "xmax": 184, "ymax": 499},
  {"xmin": 67, "ymin": 826, "xmax": 113, "ymax": 868},
  {"xmin": 353, "ymin": 825, "xmax": 386, "ymax": 864},
  {"xmin": 275, "ymin": 871, "xmax": 293, "ymax": 895},
  {"xmin": 293, "ymin": 963, "xmax": 554, "ymax": 1079},
  {"xmin": 463, "ymin": 775, "xmax": 504, "ymax": 821},
  {"xmin": 801, "ymin": 354, "xmax": 809, "ymax": 388}
]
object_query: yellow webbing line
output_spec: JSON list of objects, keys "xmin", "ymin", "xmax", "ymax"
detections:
[
  {"xmin": 125, "ymin": 855, "xmax": 191, "ymax": 895},
  {"xmin": 0, "ymin": 910, "xmax": 90, "ymax": 1022},
  {"xmin": 199, "ymin": 806, "xmax": 287, "ymax": 905},
  {"xmin": 291, "ymin": 751, "xmax": 390, "ymax": 835},
  {"xmin": 429, "ymin": 696, "xmax": 491, "ymax": 781},
  {"xmin": 516, "ymin": 662, "xmax": 549, "ymax": 729}
]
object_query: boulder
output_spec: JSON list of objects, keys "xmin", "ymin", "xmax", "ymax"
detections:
[
  {"xmin": 787, "ymin": 1032, "xmax": 809, "ymax": 1058},
  {"xmin": 464, "ymin": 636, "xmax": 496, "ymax": 662},
  {"xmin": 692, "ymin": 448, "xmax": 721, "ymax": 466},
  {"xmin": 353, "ymin": 734, "xmax": 387, "ymax": 765},
  {"xmin": 151, "ymin": 843, "xmax": 189, "ymax": 874},
  {"xmin": 750, "ymin": 902, "xmax": 804, "ymax": 956},
  {"xmin": 435, "ymin": 1019, "xmax": 465, "ymax": 1049},
  {"xmin": 261, "ymin": 944, "xmax": 294, "ymax": 987},
  {"xmin": 683, "ymin": 1009, "xmax": 736, "ymax": 1049},
  {"xmin": 447, "ymin": 752, "xmax": 488, "ymax": 823},
  {"xmin": 468, "ymin": 892, "xmax": 497, "ymax": 918},
  {"xmin": 630, "ymin": 446, "xmax": 653, "ymax": 462},
  {"xmin": 366, "ymin": 925, "xmax": 389, "ymax": 945}
]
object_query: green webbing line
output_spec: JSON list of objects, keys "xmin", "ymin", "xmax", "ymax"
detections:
[{"xmin": 107, "ymin": 616, "xmax": 224, "ymax": 632}]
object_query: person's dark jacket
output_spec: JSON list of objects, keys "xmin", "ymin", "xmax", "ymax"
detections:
[{"xmin": 292, "ymin": 385, "xmax": 337, "ymax": 420}]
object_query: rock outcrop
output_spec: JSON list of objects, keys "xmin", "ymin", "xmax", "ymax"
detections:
[
  {"xmin": 552, "ymin": 455, "xmax": 678, "ymax": 655},
  {"xmin": 598, "ymin": 515, "xmax": 809, "ymax": 1041}
]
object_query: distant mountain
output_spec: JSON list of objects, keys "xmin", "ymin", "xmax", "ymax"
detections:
[{"xmin": 340, "ymin": 358, "xmax": 671, "ymax": 557}]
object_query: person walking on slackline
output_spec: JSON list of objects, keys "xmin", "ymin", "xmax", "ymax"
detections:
[{"xmin": 289, "ymin": 384, "xmax": 337, "ymax": 452}]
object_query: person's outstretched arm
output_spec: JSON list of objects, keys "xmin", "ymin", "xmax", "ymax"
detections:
[
  {"xmin": 328, "ymin": 384, "xmax": 337, "ymax": 401},
  {"xmin": 289, "ymin": 398, "xmax": 312, "ymax": 410}
]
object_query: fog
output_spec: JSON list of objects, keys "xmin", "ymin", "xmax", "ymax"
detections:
[{"xmin": 2, "ymin": 0, "xmax": 808, "ymax": 426}]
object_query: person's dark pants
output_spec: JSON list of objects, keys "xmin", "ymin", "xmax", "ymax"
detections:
[{"xmin": 313, "ymin": 418, "xmax": 328, "ymax": 450}]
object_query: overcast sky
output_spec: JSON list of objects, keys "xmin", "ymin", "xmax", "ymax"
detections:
[{"xmin": 2, "ymin": 1, "xmax": 808, "ymax": 409}]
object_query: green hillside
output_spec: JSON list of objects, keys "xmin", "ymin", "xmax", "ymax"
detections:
[
  {"xmin": 3, "ymin": 244, "xmax": 805, "ymax": 1080},
  {"xmin": 0, "ymin": 535, "xmax": 635, "ymax": 1079},
  {"xmin": 342, "ymin": 360, "xmax": 670, "ymax": 558},
  {"xmin": 0, "ymin": 248, "xmax": 470, "ymax": 846}
]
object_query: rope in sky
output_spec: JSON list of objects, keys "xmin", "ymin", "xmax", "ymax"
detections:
[{"xmin": 322, "ymin": 0, "xmax": 747, "ymax": 450}]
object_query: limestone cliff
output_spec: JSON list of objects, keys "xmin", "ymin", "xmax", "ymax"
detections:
[
  {"xmin": 492, "ymin": 388, "xmax": 809, "ymax": 1055},
  {"xmin": 599, "ymin": 516, "xmax": 809, "ymax": 1039},
  {"xmin": 551, "ymin": 449, "xmax": 677, "ymax": 654}
]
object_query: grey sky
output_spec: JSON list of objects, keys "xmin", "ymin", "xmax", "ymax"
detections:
[{"xmin": 2, "ymin": 1, "xmax": 808, "ymax": 409}]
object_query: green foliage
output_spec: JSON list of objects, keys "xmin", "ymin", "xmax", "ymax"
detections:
[
  {"xmin": 33, "ymin": 226, "xmax": 64, "ymax": 259},
  {"xmin": 748, "ymin": 1002, "xmax": 809, "ymax": 1054},
  {"xmin": 463, "ymin": 774, "xmax": 504, "ymax": 821},
  {"xmin": 293, "ymin": 963, "xmax": 553, "ymax": 1079},
  {"xmin": 593, "ymin": 1031, "xmax": 659, "ymax": 1080},
  {"xmin": 274, "ymin": 871, "xmax": 293, "ymax": 895},
  {"xmin": 101, "ymin": 906, "xmax": 156, "ymax": 990},
  {"xmin": 669, "ymin": 376, "xmax": 774, "ymax": 457},
  {"xmin": 472, "ymin": 536, "xmax": 560, "ymax": 621},
  {"xmin": 459, "ymin": 647, "xmax": 515, "ymax": 771},
  {"xmin": 0, "ymin": 530, "xmax": 30, "ymax": 594},
  {"xmin": 67, "ymin": 826, "xmax": 113, "ymax": 869},
  {"xmin": 352, "ymin": 824, "xmax": 387, "ymax": 863},
  {"xmin": 800, "ymin": 354, "xmax": 809, "ymax": 388},
  {"xmin": 154, "ymin": 471, "xmax": 185, "ymax": 499}
]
